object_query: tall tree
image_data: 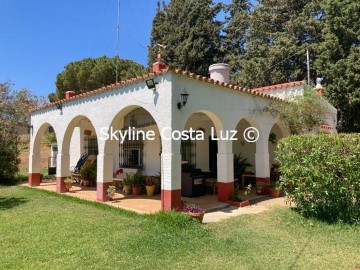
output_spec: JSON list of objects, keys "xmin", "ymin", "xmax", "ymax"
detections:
[
  {"xmin": 222, "ymin": 0, "xmax": 251, "ymax": 75},
  {"xmin": 315, "ymin": 0, "xmax": 360, "ymax": 132},
  {"xmin": 148, "ymin": 0, "xmax": 223, "ymax": 75},
  {"xmin": 0, "ymin": 82, "xmax": 41, "ymax": 184},
  {"xmin": 233, "ymin": 0, "xmax": 322, "ymax": 88},
  {"xmin": 51, "ymin": 56, "xmax": 145, "ymax": 101}
]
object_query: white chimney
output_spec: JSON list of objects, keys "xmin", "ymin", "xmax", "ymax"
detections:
[{"xmin": 209, "ymin": 63, "xmax": 231, "ymax": 83}]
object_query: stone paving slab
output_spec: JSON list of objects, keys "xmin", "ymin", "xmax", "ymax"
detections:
[{"xmin": 203, "ymin": 197, "xmax": 289, "ymax": 223}]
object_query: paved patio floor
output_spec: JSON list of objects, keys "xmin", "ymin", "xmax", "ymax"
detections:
[{"xmin": 25, "ymin": 180, "xmax": 289, "ymax": 222}]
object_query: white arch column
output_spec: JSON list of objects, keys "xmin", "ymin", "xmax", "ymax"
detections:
[
  {"xmin": 217, "ymin": 138, "xmax": 234, "ymax": 202},
  {"xmin": 28, "ymin": 151, "xmax": 41, "ymax": 186},
  {"xmin": 96, "ymin": 153, "xmax": 114, "ymax": 202},
  {"xmin": 55, "ymin": 153, "xmax": 70, "ymax": 193},
  {"xmin": 255, "ymin": 120, "xmax": 273, "ymax": 186},
  {"xmin": 161, "ymin": 130, "xmax": 182, "ymax": 211}
]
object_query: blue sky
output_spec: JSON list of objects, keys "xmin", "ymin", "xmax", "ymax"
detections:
[{"xmin": 0, "ymin": 0, "xmax": 230, "ymax": 99}]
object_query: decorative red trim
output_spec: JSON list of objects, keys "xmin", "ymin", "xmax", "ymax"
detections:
[
  {"xmin": 161, "ymin": 189, "xmax": 182, "ymax": 211},
  {"xmin": 28, "ymin": 173, "xmax": 41, "ymax": 186},
  {"xmin": 217, "ymin": 182, "xmax": 234, "ymax": 202},
  {"xmin": 56, "ymin": 177, "xmax": 67, "ymax": 193},
  {"xmin": 97, "ymin": 182, "xmax": 113, "ymax": 202}
]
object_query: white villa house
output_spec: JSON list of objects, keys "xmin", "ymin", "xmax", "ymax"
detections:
[{"xmin": 28, "ymin": 61, "xmax": 337, "ymax": 210}]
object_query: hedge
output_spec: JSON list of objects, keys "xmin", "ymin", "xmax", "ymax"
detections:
[{"xmin": 276, "ymin": 133, "xmax": 360, "ymax": 224}]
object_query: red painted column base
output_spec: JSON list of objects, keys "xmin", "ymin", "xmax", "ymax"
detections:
[
  {"xmin": 218, "ymin": 182, "xmax": 234, "ymax": 202},
  {"xmin": 28, "ymin": 173, "xmax": 41, "ymax": 186},
  {"xmin": 56, "ymin": 177, "xmax": 67, "ymax": 193},
  {"xmin": 161, "ymin": 189, "xmax": 182, "ymax": 211},
  {"xmin": 97, "ymin": 182, "xmax": 113, "ymax": 202}
]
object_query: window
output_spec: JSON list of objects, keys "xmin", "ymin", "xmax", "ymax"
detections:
[
  {"xmin": 181, "ymin": 139, "xmax": 196, "ymax": 167},
  {"xmin": 84, "ymin": 135, "xmax": 98, "ymax": 155},
  {"xmin": 119, "ymin": 133, "xmax": 144, "ymax": 168}
]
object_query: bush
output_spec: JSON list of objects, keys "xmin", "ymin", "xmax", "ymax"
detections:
[{"xmin": 276, "ymin": 133, "xmax": 360, "ymax": 224}]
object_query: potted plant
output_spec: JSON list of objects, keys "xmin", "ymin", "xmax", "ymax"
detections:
[
  {"xmin": 80, "ymin": 162, "xmax": 96, "ymax": 187},
  {"xmin": 132, "ymin": 173, "xmax": 145, "ymax": 195},
  {"xmin": 228, "ymin": 183, "xmax": 251, "ymax": 207},
  {"xmin": 256, "ymin": 181, "xmax": 266, "ymax": 194},
  {"xmin": 182, "ymin": 204, "xmax": 205, "ymax": 223},
  {"xmin": 64, "ymin": 177, "xmax": 74, "ymax": 192},
  {"xmin": 153, "ymin": 172, "xmax": 161, "ymax": 194},
  {"xmin": 122, "ymin": 173, "xmax": 132, "ymax": 195},
  {"xmin": 145, "ymin": 176, "xmax": 156, "ymax": 196},
  {"xmin": 233, "ymin": 153, "xmax": 252, "ymax": 176},
  {"xmin": 269, "ymin": 181, "xmax": 281, "ymax": 197},
  {"xmin": 107, "ymin": 185, "xmax": 116, "ymax": 201}
]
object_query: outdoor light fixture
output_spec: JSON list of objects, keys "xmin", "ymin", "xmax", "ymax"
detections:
[
  {"xmin": 145, "ymin": 79, "xmax": 158, "ymax": 91},
  {"xmin": 56, "ymin": 101, "xmax": 63, "ymax": 111},
  {"xmin": 177, "ymin": 88, "xmax": 189, "ymax": 110}
]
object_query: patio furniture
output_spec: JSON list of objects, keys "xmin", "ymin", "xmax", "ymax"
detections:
[{"xmin": 181, "ymin": 171, "xmax": 206, "ymax": 197}]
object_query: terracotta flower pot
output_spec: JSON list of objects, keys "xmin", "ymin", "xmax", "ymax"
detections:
[
  {"xmin": 123, "ymin": 185, "xmax": 132, "ymax": 195},
  {"xmin": 65, "ymin": 183, "xmax": 72, "ymax": 192},
  {"xmin": 146, "ymin": 185, "xmax": 155, "ymax": 196},
  {"xmin": 132, "ymin": 186, "xmax": 142, "ymax": 195},
  {"xmin": 187, "ymin": 211, "xmax": 205, "ymax": 223},
  {"xmin": 82, "ymin": 179, "xmax": 91, "ymax": 187},
  {"xmin": 269, "ymin": 189, "xmax": 280, "ymax": 197}
]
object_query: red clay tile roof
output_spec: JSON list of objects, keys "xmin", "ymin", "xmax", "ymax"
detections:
[
  {"xmin": 321, "ymin": 124, "xmax": 333, "ymax": 130},
  {"xmin": 32, "ymin": 67, "xmax": 288, "ymax": 112},
  {"xmin": 252, "ymin": 81, "xmax": 305, "ymax": 93}
]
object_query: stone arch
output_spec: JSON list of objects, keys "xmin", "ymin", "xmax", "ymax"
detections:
[
  {"xmin": 28, "ymin": 122, "xmax": 58, "ymax": 186},
  {"xmin": 61, "ymin": 115, "xmax": 98, "ymax": 156}
]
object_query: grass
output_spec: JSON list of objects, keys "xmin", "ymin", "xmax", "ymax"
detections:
[{"xmin": 1, "ymin": 186, "xmax": 360, "ymax": 270}]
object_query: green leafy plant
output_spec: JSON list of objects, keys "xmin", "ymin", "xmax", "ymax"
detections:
[
  {"xmin": 276, "ymin": 133, "xmax": 360, "ymax": 224},
  {"xmin": 107, "ymin": 185, "xmax": 116, "ymax": 198},
  {"xmin": 122, "ymin": 173, "xmax": 133, "ymax": 186},
  {"xmin": 270, "ymin": 181, "xmax": 282, "ymax": 191},
  {"xmin": 233, "ymin": 153, "xmax": 252, "ymax": 175},
  {"xmin": 80, "ymin": 161, "xmax": 96, "ymax": 180},
  {"xmin": 64, "ymin": 178, "xmax": 74, "ymax": 184},
  {"xmin": 132, "ymin": 173, "xmax": 145, "ymax": 187},
  {"xmin": 266, "ymin": 89, "xmax": 332, "ymax": 134}
]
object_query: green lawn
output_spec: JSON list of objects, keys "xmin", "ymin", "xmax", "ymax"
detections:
[{"xmin": 1, "ymin": 186, "xmax": 359, "ymax": 270}]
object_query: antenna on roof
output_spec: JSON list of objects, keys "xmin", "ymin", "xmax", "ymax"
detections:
[
  {"xmin": 115, "ymin": 0, "xmax": 120, "ymax": 83},
  {"xmin": 306, "ymin": 47, "xmax": 310, "ymax": 85}
]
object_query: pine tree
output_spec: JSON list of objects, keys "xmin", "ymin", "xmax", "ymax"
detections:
[
  {"xmin": 315, "ymin": 0, "xmax": 360, "ymax": 132},
  {"xmin": 148, "ymin": 0, "xmax": 223, "ymax": 75},
  {"xmin": 234, "ymin": 0, "xmax": 322, "ymax": 88},
  {"xmin": 51, "ymin": 56, "xmax": 145, "ymax": 101},
  {"xmin": 222, "ymin": 0, "xmax": 251, "ymax": 74}
]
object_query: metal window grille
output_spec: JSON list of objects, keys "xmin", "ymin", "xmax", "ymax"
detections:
[
  {"xmin": 181, "ymin": 139, "xmax": 196, "ymax": 167},
  {"xmin": 119, "ymin": 133, "xmax": 144, "ymax": 168},
  {"xmin": 84, "ymin": 135, "xmax": 98, "ymax": 155}
]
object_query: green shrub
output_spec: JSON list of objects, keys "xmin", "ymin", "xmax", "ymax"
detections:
[{"xmin": 276, "ymin": 133, "xmax": 360, "ymax": 224}]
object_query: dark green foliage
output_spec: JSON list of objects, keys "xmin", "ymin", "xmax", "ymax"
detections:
[
  {"xmin": 0, "ymin": 82, "xmax": 39, "ymax": 184},
  {"xmin": 149, "ymin": 0, "xmax": 223, "ymax": 75},
  {"xmin": 233, "ymin": 0, "xmax": 322, "ymax": 88},
  {"xmin": 267, "ymin": 89, "xmax": 332, "ymax": 134},
  {"xmin": 314, "ymin": 0, "xmax": 360, "ymax": 132},
  {"xmin": 53, "ymin": 56, "xmax": 145, "ymax": 99},
  {"xmin": 222, "ymin": 0, "xmax": 251, "ymax": 73},
  {"xmin": 233, "ymin": 152, "xmax": 252, "ymax": 175},
  {"xmin": 276, "ymin": 134, "xmax": 360, "ymax": 224}
]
